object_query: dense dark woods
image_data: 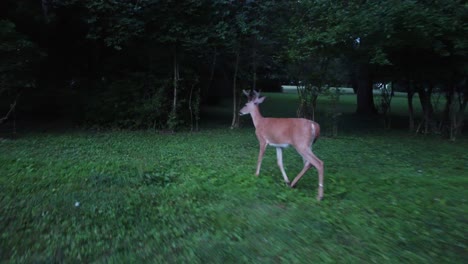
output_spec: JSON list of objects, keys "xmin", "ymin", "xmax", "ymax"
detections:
[{"xmin": 1, "ymin": 0, "xmax": 467, "ymax": 137}]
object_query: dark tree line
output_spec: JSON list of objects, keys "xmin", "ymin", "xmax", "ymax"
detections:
[{"xmin": 1, "ymin": 0, "xmax": 466, "ymax": 138}]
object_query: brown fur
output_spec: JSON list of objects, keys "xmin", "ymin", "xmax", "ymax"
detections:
[{"xmin": 239, "ymin": 94, "xmax": 324, "ymax": 201}]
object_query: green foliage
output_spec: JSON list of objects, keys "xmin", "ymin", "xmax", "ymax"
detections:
[
  {"xmin": 0, "ymin": 19, "xmax": 41, "ymax": 125},
  {"xmin": 1, "ymin": 0, "xmax": 466, "ymax": 130},
  {"xmin": 84, "ymin": 75, "xmax": 170, "ymax": 129},
  {"xmin": 85, "ymin": 0, "xmax": 146, "ymax": 50},
  {"xmin": 284, "ymin": 0, "xmax": 467, "ymax": 117},
  {"xmin": 0, "ymin": 20, "xmax": 39, "ymax": 90}
]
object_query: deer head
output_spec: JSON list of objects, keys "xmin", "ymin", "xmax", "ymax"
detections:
[{"xmin": 239, "ymin": 90, "xmax": 265, "ymax": 116}]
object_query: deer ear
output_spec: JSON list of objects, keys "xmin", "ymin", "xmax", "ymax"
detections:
[
  {"xmin": 255, "ymin": 96, "xmax": 266, "ymax": 104},
  {"xmin": 243, "ymin": 90, "xmax": 250, "ymax": 97}
]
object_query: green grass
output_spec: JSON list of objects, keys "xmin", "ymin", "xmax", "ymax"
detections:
[{"xmin": 1, "ymin": 93, "xmax": 467, "ymax": 263}]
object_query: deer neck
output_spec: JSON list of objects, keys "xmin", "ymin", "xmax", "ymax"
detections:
[{"xmin": 250, "ymin": 106, "xmax": 264, "ymax": 128}]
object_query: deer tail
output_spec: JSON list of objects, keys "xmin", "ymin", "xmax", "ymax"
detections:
[{"xmin": 312, "ymin": 122, "xmax": 320, "ymax": 144}]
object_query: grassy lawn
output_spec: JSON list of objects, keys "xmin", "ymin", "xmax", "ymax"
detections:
[{"xmin": 1, "ymin": 93, "xmax": 467, "ymax": 263}]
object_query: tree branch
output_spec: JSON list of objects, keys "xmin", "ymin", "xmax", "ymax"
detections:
[{"xmin": 0, "ymin": 93, "xmax": 20, "ymax": 125}]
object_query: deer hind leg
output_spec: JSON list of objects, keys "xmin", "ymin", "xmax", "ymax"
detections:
[
  {"xmin": 275, "ymin": 147, "xmax": 290, "ymax": 185},
  {"xmin": 255, "ymin": 141, "xmax": 267, "ymax": 176},
  {"xmin": 289, "ymin": 160, "xmax": 311, "ymax": 188},
  {"xmin": 289, "ymin": 161, "xmax": 312, "ymax": 188},
  {"xmin": 290, "ymin": 148, "xmax": 324, "ymax": 201}
]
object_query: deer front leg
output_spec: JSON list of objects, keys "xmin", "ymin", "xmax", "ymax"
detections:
[
  {"xmin": 255, "ymin": 141, "xmax": 267, "ymax": 176},
  {"xmin": 275, "ymin": 147, "xmax": 290, "ymax": 185}
]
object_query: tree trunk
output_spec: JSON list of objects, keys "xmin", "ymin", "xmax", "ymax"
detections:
[
  {"xmin": 42, "ymin": 0, "xmax": 49, "ymax": 20},
  {"xmin": 450, "ymin": 84, "xmax": 468, "ymax": 140},
  {"xmin": 231, "ymin": 47, "xmax": 240, "ymax": 129},
  {"xmin": 252, "ymin": 45, "xmax": 257, "ymax": 91},
  {"xmin": 206, "ymin": 48, "xmax": 217, "ymax": 94},
  {"xmin": 442, "ymin": 83, "xmax": 454, "ymax": 133},
  {"xmin": 168, "ymin": 47, "xmax": 179, "ymax": 130},
  {"xmin": 407, "ymin": 80, "xmax": 415, "ymax": 131},
  {"xmin": 172, "ymin": 49, "xmax": 179, "ymax": 116},
  {"xmin": 189, "ymin": 82, "xmax": 195, "ymax": 132},
  {"xmin": 416, "ymin": 83, "xmax": 434, "ymax": 133},
  {"xmin": 351, "ymin": 71, "xmax": 358, "ymax": 94},
  {"xmin": 0, "ymin": 97, "xmax": 18, "ymax": 125},
  {"xmin": 355, "ymin": 65, "xmax": 376, "ymax": 114}
]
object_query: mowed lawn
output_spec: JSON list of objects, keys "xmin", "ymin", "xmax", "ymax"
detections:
[{"xmin": 1, "ymin": 92, "xmax": 467, "ymax": 263}]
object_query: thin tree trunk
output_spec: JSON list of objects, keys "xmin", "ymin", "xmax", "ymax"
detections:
[
  {"xmin": 189, "ymin": 82, "xmax": 195, "ymax": 132},
  {"xmin": 312, "ymin": 98, "xmax": 316, "ymax": 121},
  {"xmin": 425, "ymin": 84, "xmax": 434, "ymax": 133},
  {"xmin": 416, "ymin": 83, "xmax": 434, "ymax": 133},
  {"xmin": 187, "ymin": 77, "xmax": 200, "ymax": 132},
  {"xmin": 406, "ymin": 80, "xmax": 415, "ymax": 131},
  {"xmin": 450, "ymin": 90, "xmax": 467, "ymax": 140},
  {"xmin": 252, "ymin": 46, "xmax": 257, "ymax": 91},
  {"xmin": 168, "ymin": 47, "xmax": 179, "ymax": 130},
  {"xmin": 172, "ymin": 49, "xmax": 178, "ymax": 116},
  {"xmin": 195, "ymin": 85, "xmax": 200, "ymax": 132},
  {"xmin": 0, "ymin": 98, "xmax": 18, "ymax": 125},
  {"xmin": 206, "ymin": 48, "xmax": 217, "ymax": 94},
  {"xmin": 384, "ymin": 82, "xmax": 394, "ymax": 129},
  {"xmin": 42, "ymin": 0, "xmax": 49, "ymax": 19},
  {"xmin": 231, "ymin": 47, "xmax": 240, "ymax": 129},
  {"xmin": 442, "ymin": 84, "xmax": 454, "ymax": 133},
  {"xmin": 351, "ymin": 69, "xmax": 358, "ymax": 94}
]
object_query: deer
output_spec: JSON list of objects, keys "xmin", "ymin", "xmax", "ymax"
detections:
[{"xmin": 239, "ymin": 90, "xmax": 324, "ymax": 201}]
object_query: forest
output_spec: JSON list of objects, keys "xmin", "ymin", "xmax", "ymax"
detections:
[{"xmin": 0, "ymin": 0, "xmax": 466, "ymax": 138}]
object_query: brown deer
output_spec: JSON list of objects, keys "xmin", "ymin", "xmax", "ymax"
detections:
[{"xmin": 239, "ymin": 90, "xmax": 324, "ymax": 201}]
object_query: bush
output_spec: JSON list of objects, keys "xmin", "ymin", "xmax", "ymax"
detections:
[{"xmin": 84, "ymin": 75, "xmax": 171, "ymax": 129}]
